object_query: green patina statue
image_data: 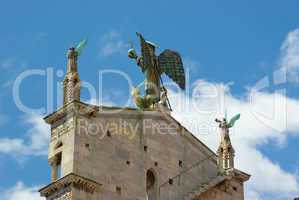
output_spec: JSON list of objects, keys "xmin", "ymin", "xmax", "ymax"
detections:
[
  {"xmin": 128, "ymin": 32, "xmax": 186, "ymax": 109},
  {"xmin": 67, "ymin": 38, "xmax": 88, "ymax": 57},
  {"xmin": 215, "ymin": 113, "xmax": 241, "ymax": 129}
]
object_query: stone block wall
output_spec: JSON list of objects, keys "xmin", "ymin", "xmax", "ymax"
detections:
[
  {"xmin": 194, "ymin": 179, "xmax": 245, "ymax": 200},
  {"xmin": 41, "ymin": 103, "xmax": 249, "ymax": 200},
  {"xmin": 70, "ymin": 109, "xmax": 218, "ymax": 199}
]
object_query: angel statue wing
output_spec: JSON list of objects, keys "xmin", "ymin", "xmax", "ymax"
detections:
[
  {"xmin": 228, "ymin": 113, "xmax": 241, "ymax": 128},
  {"xmin": 158, "ymin": 49, "xmax": 186, "ymax": 90}
]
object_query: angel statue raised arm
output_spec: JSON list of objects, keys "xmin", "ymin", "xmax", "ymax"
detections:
[{"xmin": 128, "ymin": 32, "xmax": 186, "ymax": 109}]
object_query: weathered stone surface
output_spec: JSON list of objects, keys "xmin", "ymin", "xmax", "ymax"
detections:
[
  {"xmin": 40, "ymin": 101, "xmax": 249, "ymax": 200},
  {"xmin": 39, "ymin": 173, "xmax": 101, "ymax": 200}
]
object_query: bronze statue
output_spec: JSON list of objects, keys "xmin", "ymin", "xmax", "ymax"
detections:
[{"xmin": 128, "ymin": 32, "xmax": 186, "ymax": 109}]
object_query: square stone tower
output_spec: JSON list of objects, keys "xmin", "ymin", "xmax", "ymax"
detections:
[{"xmin": 39, "ymin": 47, "xmax": 250, "ymax": 200}]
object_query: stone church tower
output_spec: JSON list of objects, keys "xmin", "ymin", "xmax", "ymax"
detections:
[{"xmin": 39, "ymin": 47, "xmax": 250, "ymax": 200}]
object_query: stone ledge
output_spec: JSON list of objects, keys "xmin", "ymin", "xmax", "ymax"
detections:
[
  {"xmin": 44, "ymin": 100, "xmax": 165, "ymax": 125},
  {"xmin": 226, "ymin": 168, "xmax": 251, "ymax": 182},
  {"xmin": 185, "ymin": 168, "xmax": 250, "ymax": 200},
  {"xmin": 39, "ymin": 173, "xmax": 102, "ymax": 197}
]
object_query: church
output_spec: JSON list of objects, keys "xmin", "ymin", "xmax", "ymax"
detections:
[{"xmin": 38, "ymin": 36, "xmax": 250, "ymax": 199}]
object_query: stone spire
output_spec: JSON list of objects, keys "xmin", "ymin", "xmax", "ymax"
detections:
[
  {"xmin": 216, "ymin": 118, "xmax": 235, "ymax": 171},
  {"xmin": 63, "ymin": 47, "xmax": 81, "ymax": 105}
]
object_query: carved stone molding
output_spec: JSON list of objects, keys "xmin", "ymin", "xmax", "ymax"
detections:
[
  {"xmin": 51, "ymin": 119, "xmax": 74, "ymax": 141},
  {"xmin": 226, "ymin": 168, "xmax": 250, "ymax": 182},
  {"xmin": 44, "ymin": 100, "xmax": 170, "ymax": 126},
  {"xmin": 187, "ymin": 168, "xmax": 250, "ymax": 200},
  {"xmin": 39, "ymin": 173, "xmax": 102, "ymax": 197}
]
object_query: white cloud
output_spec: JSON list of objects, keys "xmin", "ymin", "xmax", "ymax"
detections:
[
  {"xmin": 280, "ymin": 28, "xmax": 299, "ymax": 83},
  {"xmin": 99, "ymin": 31, "xmax": 129, "ymax": 57},
  {"xmin": 245, "ymin": 189, "xmax": 262, "ymax": 200},
  {"xmin": 280, "ymin": 29, "xmax": 299, "ymax": 70},
  {"xmin": 2, "ymin": 182, "xmax": 43, "ymax": 200},
  {"xmin": 0, "ymin": 113, "xmax": 49, "ymax": 156},
  {"xmin": 169, "ymin": 80, "xmax": 299, "ymax": 199}
]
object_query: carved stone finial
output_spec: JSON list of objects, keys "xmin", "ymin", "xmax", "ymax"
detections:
[
  {"xmin": 67, "ymin": 47, "xmax": 78, "ymax": 73},
  {"xmin": 63, "ymin": 47, "xmax": 81, "ymax": 105},
  {"xmin": 216, "ymin": 118, "xmax": 235, "ymax": 171}
]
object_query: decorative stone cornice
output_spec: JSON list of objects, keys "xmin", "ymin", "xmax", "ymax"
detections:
[
  {"xmin": 226, "ymin": 168, "xmax": 251, "ymax": 182},
  {"xmin": 43, "ymin": 100, "xmax": 168, "ymax": 125},
  {"xmin": 186, "ymin": 168, "xmax": 250, "ymax": 200},
  {"xmin": 39, "ymin": 173, "xmax": 102, "ymax": 197},
  {"xmin": 44, "ymin": 102, "xmax": 77, "ymax": 125},
  {"xmin": 43, "ymin": 101, "xmax": 99, "ymax": 125}
]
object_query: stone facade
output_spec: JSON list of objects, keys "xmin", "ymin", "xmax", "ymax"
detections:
[
  {"xmin": 192, "ymin": 179, "xmax": 244, "ymax": 200},
  {"xmin": 39, "ymin": 47, "xmax": 250, "ymax": 200},
  {"xmin": 185, "ymin": 169, "xmax": 249, "ymax": 200},
  {"xmin": 39, "ymin": 101, "xmax": 250, "ymax": 200}
]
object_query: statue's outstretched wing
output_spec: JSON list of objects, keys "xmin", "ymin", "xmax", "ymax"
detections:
[
  {"xmin": 228, "ymin": 113, "xmax": 241, "ymax": 128},
  {"xmin": 158, "ymin": 49, "xmax": 185, "ymax": 90},
  {"xmin": 75, "ymin": 38, "xmax": 88, "ymax": 56}
]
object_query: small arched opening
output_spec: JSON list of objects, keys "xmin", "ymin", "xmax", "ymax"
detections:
[
  {"xmin": 146, "ymin": 169, "xmax": 157, "ymax": 200},
  {"xmin": 50, "ymin": 152, "xmax": 62, "ymax": 182}
]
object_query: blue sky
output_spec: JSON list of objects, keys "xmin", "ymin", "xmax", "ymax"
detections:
[{"xmin": 0, "ymin": 0, "xmax": 299, "ymax": 199}]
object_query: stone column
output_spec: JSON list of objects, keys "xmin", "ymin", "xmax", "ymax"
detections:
[{"xmin": 49, "ymin": 157, "xmax": 58, "ymax": 182}]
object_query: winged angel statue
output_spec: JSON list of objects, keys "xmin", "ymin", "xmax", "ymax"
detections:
[
  {"xmin": 67, "ymin": 38, "xmax": 88, "ymax": 57},
  {"xmin": 128, "ymin": 32, "xmax": 185, "ymax": 109},
  {"xmin": 215, "ymin": 113, "xmax": 241, "ymax": 129}
]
